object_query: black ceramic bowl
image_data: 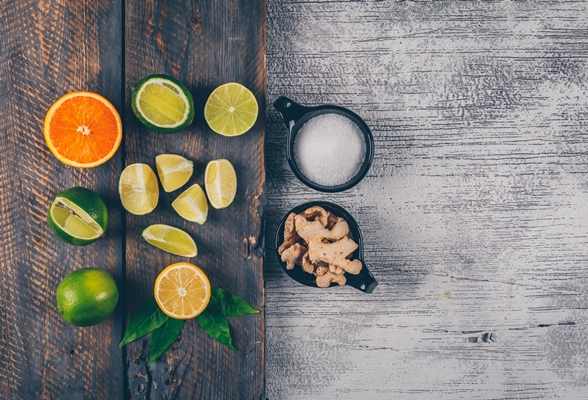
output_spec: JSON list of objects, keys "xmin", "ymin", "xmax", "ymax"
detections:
[
  {"xmin": 275, "ymin": 201, "xmax": 378, "ymax": 293},
  {"xmin": 273, "ymin": 96, "xmax": 375, "ymax": 193}
]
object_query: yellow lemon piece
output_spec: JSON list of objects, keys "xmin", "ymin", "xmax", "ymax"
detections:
[
  {"xmin": 154, "ymin": 262, "xmax": 211, "ymax": 320},
  {"xmin": 204, "ymin": 159, "xmax": 237, "ymax": 209},
  {"xmin": 142, "ymin": 224, "xmax": 198, "ymax": 257},
  {"xmin": 155, "ymin": 154, "xmax": 194, "ymax": 192},
  {"xmin": 172, "ymin": 183, "xmax": 209, "ymax": 224},
  {"xmin": 204, "ymin": 82, "xmax": 258, "ymax": 137},
  {"xmin": 118, "ymin": 163, "xmax": 159, "ymax": 215}
]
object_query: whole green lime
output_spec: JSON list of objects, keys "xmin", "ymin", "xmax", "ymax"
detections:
[
  {"xmin": 47, "ymin": 187, "xmax": 108, "ymax": 246},
  {"xmin": 56, "ymin": 268, "xmax": 119, "ymax": 327}
]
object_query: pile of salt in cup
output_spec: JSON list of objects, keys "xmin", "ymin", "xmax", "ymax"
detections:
[{"xmin": 293, "ymin": 113, "xmax": 367, "ymax": 187}]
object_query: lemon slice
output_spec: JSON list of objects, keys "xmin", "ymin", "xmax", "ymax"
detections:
[
  {"xmin": 155, "ymin": 154, "xmax": 194, "ymax": 192},
  {"xmin": 142, "ymin": 224, "xmax": 198, "ymax": 257},
  {"xmin": 204, "ymin": 159, "xmax": 237, "ymax": 209},
  {"xmin": 131, "ymin": 74, "xmax": 195, "ymax": 133},
  {"xmin": 204, "ymin": 82, "xmax": 258, "ymax": 137},
  {"xmin": 154, "ymin": 262, "xmax": 211, "ymax": 320},
  {"xmin": 118, "ymin": 163, "xmax": 159, "ymax": 215},
  {"xmin": 172, "ymin": 183, "xmax": 209, "ymax": 224}
]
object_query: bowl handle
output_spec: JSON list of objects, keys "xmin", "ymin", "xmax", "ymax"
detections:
[
  {"xmin": 347, "ymin": 262, "xmax": 378, "ymax": 293},
  {"xmin": 273, "ymin": 96, "xmax": 310, "ymax": 132}
]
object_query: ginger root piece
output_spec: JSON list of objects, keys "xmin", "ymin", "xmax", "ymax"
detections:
[
  {"xmin": 333, "ymin": 258, "xmax": 363, "ymax": 275},
  {"xmin": 315, "ymin": 264, "xmax": 329, "ymax": 277},
  {"xmin": 326, "ymin": 213, "xmax": 339, "ymax": 230},
  {"xmin": 301, "ymin": 252, "xmax": 314, "ymax": 274},
  {"xmin": 299, "ymin": 206, "xmax": 329, "ymax": 227},
  {"xmin": 329, "ymin": 264, "xmax": 345, "ymax": 275},
  {"xmin": 294, "ymin": 215, "xmax": 349, "ymax": 243},
  {"xmin": 278, "ymin": 213, "xmax": 299, "ymax": 255},
  {"xmin": 308, "ymin": 237, "xmax": 362, "ymax": 275},
  {"xmin": 316, "ymin": 272, "xmax": 347, "ymax": 288},
  {"xmin": 281, "ymin": 243, "xmax": 307, "ymax": 270}
]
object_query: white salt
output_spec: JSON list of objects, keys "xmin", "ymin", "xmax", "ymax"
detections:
[{"xmin": 294, "ymin": 113, "xmax": 367, "ymax": 187}]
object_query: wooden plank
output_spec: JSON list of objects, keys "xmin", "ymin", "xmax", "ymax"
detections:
[
  {"xmin": 0, "ymin": 0, "xmax": 124, "ymax": 399},
  {"xmin": 266, "ymin": 0, "xmax": 588, "ymax": 399},
  {"xmin": 124, "ymin": 1, "xmax": 265, "ymax": 398}
]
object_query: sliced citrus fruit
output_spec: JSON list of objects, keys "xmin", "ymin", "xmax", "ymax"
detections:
[
  {"xmin": 44, "ymin": 91, "xmax": 122, "ymax": 168},
  {"xmin": 154, "ymin": 262, "xmax": 211, "ymax": 320},
  {"xmin": 131, "ymin": 74, "xmax": 194, "ymax": 133},
  {"xmin": 118, "ymin": 163, "xmax": 159, "ymax": 215},
  {"xmin": 47, "ymin": 187, "xmax": 108, "ymax": 246},
  {"xmin": 204, "ymin": 82, "xmax": 258, "ymax": 137},
  {"xmin": 204, "ymin": 159, "xmax": 237, "ymax": 209},
  {"xmin": 155, "ymin": 154, "xmax": 194, "ymax": 192},
  {"xmin": 171, "ymin": 183, "xmax": 208, "ymax": 224},
  {"xmin": 142, "ymin": 224, "xmax": 198, "ymax": 257}
]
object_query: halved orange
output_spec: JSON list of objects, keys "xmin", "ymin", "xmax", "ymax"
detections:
[
  {"xmin": 154, "ymin": 262, "xmax": 211, "ymax": 320},
  {"xmin": 44, "ymin": 92, "xmax": 122, "ymax": 168}
]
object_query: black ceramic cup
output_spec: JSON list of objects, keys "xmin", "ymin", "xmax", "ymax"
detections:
[
  {"xmin": 275, "ymin": 201, "xmax": 378, "ymax": 293},
  {"xmin": 273, "ymin": 96, "xmax": 375, "ymax": 193}
]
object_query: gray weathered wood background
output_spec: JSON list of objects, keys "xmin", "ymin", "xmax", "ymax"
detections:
[{"xmin": 265, "ymin": 1, "xmax": 588, "ymax": 399}]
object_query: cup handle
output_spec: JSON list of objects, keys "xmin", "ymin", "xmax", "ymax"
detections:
[
  {"xmin": 347, "ymin": 262, "xmax": 378, "ymax": 293},
  {"xmin": 273, "ymin": 96, "xmax": 310, "ymax": 131}
]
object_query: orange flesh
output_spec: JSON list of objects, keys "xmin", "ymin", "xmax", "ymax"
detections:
[{"xmin": 46, "ymin": 94, "xmax": 121, "ymax": 166}]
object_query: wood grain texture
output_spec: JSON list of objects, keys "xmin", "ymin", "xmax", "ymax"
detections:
[
  {"xmin": 124, "ymin": 1, "xmax": 265, "ymax": 399},
  {"xmin": 0, "ymin": 0, "xmax": 124, "ymax": 399},
  {"xmin": 266, "ymin": 1, "xmax": 588, "ymax": 399}
]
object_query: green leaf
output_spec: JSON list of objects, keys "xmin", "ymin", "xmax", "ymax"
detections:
[
  {"xmin": 211, "ymin": 287, "xmax": 260, "ymax": 317},
  {"xmin": 119, "ymin": 296, "xmax": 169, "ymax": 347},
  {"xmin": 196, "ymin": 296, "xmax": 237, "ymax": 351},
  {"xmin": 148, "ymin": 318, "xmax": 185, "ymax": 365}
]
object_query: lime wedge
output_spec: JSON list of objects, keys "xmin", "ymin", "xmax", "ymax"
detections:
[
  {"xmin": 172, "ymin": 183, "xmax": 209, "ymax": 224},
  {"xmin": 142, "ymin": 224, "xmax": 198, "ymax": 257},
  {"xmin": 156, "ymin": 154, "xmax": 194, "ymax": 192},
  {"xmin": 204, "ymin": 159, "xmax": 237, "ymax": 209},
  {"xmin": 204, "ymin": 82, "xmax": 258, "ymax": 137},
  {"xmin": 131, "ymin": 74, "xmax": 194, "ymax": 133},
  {"xmin": 119, "ymin": 163, "xmax": 159, "ymax": 215}
]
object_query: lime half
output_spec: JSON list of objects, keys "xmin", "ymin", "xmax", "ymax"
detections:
[
  {"xmin": 172, "ymin": 183, "xmax": 209, "ymax": 224},
  {"xmin": 47, "ymin": 187, "xmax": 108, "ymax": 246},
  {"xmin": 204, "ymin": 83, "xmax": 258, "ymax": 137},
  {"xmin": 142, "ymin": 224, "xmax": 198, "ymax": 257},
  {"xmin": 131, "ymin": 74, "xmax": 194, "ymax": 133}
]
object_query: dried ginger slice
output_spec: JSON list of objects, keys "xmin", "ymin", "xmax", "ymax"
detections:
[
  {"xmin": 308, "ymin": 237, "xmax": 362, "ymax": 275},
  {"xmin": 278, "ymin": 213, "xmax": 299, "ymax": 255},
  {"xmin": 299, "ymin": 206, "xmax": 329, "ymax": 227},
  {"xmin": 294, "ymin": 215, "xmax": 349, "ymax": 243},
  {"xmin": 281, "ymin": 243, "xmax": 307, "ymax": 270}
]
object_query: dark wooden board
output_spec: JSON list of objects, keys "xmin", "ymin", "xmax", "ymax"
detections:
[
  {"xmin": 0, "ymin": 0, "xmax": 124, "ymax": 399},
  {"xmin": 124, "ymin": 1, "xmax": 265, "ymax": 399},
  {"xmin": 266, "ymin": 0, "xmax": 588, "ymax": 399}
]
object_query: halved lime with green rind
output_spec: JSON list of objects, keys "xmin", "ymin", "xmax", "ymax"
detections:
[
  {"xmin": 204, "ymin": 82, "xmax": 258, "ymax": 137},
  {"xmin": 47, "ymin": 187, "xmax": 108, "ymax": 246},
  {"xmin": 142, "ymin": 224, "xmax": 198, "ymax": 257},
  {"xmin": 131, "ymin": 74, "xmax": 195, "ymax": 133}
]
